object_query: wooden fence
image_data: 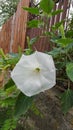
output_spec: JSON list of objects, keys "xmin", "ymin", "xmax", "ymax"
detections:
[
  {"xmin": 0, "ymin": 0, "xmax": 30, "ymax": 53},
  {"xmin": 0, "ymin": 0, "xmax": 71, "ymax": 53}
]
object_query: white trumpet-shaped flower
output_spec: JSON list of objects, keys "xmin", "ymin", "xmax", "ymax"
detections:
[{"xmin": 11, "ymin": 51, "xmax": 56, "ymax": 97}]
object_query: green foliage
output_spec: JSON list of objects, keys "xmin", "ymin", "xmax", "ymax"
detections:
[
  {"xmin": 27, "ymin": 36, "xmax": 39, "ymax": 47},
  {"xmin": 1, "ymin": 119, "xmax": 17, "ymax": 130},
  {"xmin": 66, "ymin": 63, "xmax": 73, "ymax": 82},
  {"xmin": 23, "ymin": 7, "xmax": 39, "ymax": 15},
  {"xmin": 47, "ymin": 47, "xmax": 62, "ymax": 58},
  {"xmin": 25, "ymin": 36, "xmax": 39, "ymax": 55},
  {"xmin": 27, "ymin": 19, "xmax": 44, "ymax": 28},
  {"xmin": 0, "ymin": 108, "xmax": 17, "ymax": 130},
  {"xmin": 0, "ymin": 1, "xmax": 73, "ymax": 129},
  {"xmin": 4, "ymin": 78, "xmax": 15, "ymax": 90},
  {"xmin": 40, "ymin": 0, "xmax": 54, "ymax": 14},
  {"xmin": 65, "ymin": 14, "xmax": 73, "ymax": 39},
  {"xmin": 51, "ymin": 9, "xmax": 63, "ymax": 16},
  {"xmin": 55, "ymin": 38, "xmax": 73, "ymax": 47},
  {"xmin": 66, "ymin": 30, "xmax": 73, "ymax": 38},
  {"xmin": 52, "ymin": 21, "xmax": 64, "ymax": 31},
  {"xmin": 59, "ymin": 24, "xmax": 65, "ymax": 38},
  {"xmin": 61, "ymin": 89, "xmax": 73, "ymax": 114},
  {"xmin": 30, "ymin": 103, "xmax": 43, "ymax": 118},
  {"xmin": 50, "ymin": 24, "xmax": 73, "ymax": 114},
  {"xmin": 0, "ymin": 0, "xmax": 19, "ymax": 27},
  {"xmin": 0, "ymin": 50, "xmax": 21, "ymax": 129},
  {"xmin": 46, "ymin": 17, "xmax": 73, "ymax": 114},
  {"xmin": 14, "ymin": 92, "xmax": 34, "ymax": 118},
  {"xmin": 0, "ymin": 85, "xmax": 17, "ymax": 129},
  {"xmin": 68, "ymin": 15, "xmax": 73, "ymax": 31}
]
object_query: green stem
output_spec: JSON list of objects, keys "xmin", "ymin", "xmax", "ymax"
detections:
[
  {"xmin": 66, "ymin": 53, "xmax": 73, "ymax": 62},
  {"xmin": 3, "ymin": 64, "xmax": 11, "ymax": 70},
  {"xmin": 57, "ymin": 78, "xmax": 68, "ymax": 82},
  {"xmin": 0, "ymin": 48, "xmax": 7, "ymax": 60},
  {"xmin": 68, "ymin": 80, "xmax": 70, "ymax": 89},
  {"xmin": 59, "ymin": 24, "xmax": 65, "ymax": 39}
]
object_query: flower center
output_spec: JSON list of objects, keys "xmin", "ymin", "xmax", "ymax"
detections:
[{"xmin": 35, "ymin": 67, "xmax": 40, "ymax": 72}]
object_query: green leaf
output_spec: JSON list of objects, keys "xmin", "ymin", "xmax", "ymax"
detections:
[
  {"xmin": 66, "ymin": 63, "xmax": 73, "ymax": 82},
  {"xmin": 4, "ymin": 78, "xmax": 15, "ymax": 90},
  {"xmin": 40, "ymin": 0, "xmax": 54, "ymax": 14},
  {"xmin": 47, "ymin": 47, "xmax": 62, "ymax": 57},
  {"xmin": 52, "ymin": 21, "xmax": 64, "ymax": 30},
  {"xmin": 27, "ymin": 19, "xmax": 44, "ymax": 28},
  {"xmin": 51, "ymin": 9, "xmax": 63, "ymax": 16},
  {"xmin": 2, "ymin": 119, "xmax": 17, "ymax": 130},
  {"xmin": 23, "ymin": 7, "xmax": 39, "ymax": 15},
  {"xmin": 61, "ymin": 89, "xmax": 73, "ymax": 114},
  {"xmin": 0, "ymin": 97, "xmax": 16, "ymax": 107},
  {"xmin": 7, "ymin": 55, "xmax": 20, "ymax": 66},
  {"xmin": 26, "ymin": 36, "xmax": 39, "ymax": 51},
  {"xmin": 29, "ymin": 37, "xmax": 39, "ymax": 46},
  {"xmin": 66, "ymin": 30, "xmax": 73, "ymax": 38},
  {"xmin": 0, "ymin": 48, "xmax": 7, "ymax": 60},
  {"xmin": 55, "ymin": 38, "xmax": 73, "ymax": 47},
  {"xmin": 56, "ymin": 61, "xmax": 66, "ymax": 69},
  {"xmin": 59, "ymin": 24, "xmax": 65, "ymax": 38},
  {"xmin": 14, "ymin": 92, "xmax": 34, "ymax": 118},
  {"xmin": 30, "ymin": 103, "xmax": 43, "ymax": 118}
]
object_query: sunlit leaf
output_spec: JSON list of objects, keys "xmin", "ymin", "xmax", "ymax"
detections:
[
  {"xmin": 0, "ymin": 97, "xmax": 16, "ymax": 107},
  {"xmin": 40, "ymin": 0, "xmax": 54, "ymax": 14},
  {"xmin": 27, "ymin": 19, "xmax": 44, "ymax": 28},
  {"xmin": 51, "ymin": 9, "xmax": 63, "ymax": 16},
  {"xmin": 7, "ymin": 55, "xmax": 20, "ymax": 66},
  {"xmin": 52, "ymin": 21, "xmax": 64, "ymax": 30},
  {"xmin": 55, "ymin": 38, "xmax": 73, "ymax": 47},
  {"xmin": 23, "ymin": 7, "xmax": 39, "ymax": 15}
]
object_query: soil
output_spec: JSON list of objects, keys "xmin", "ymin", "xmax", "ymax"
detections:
[{"xmin": 17, "ymin": 87, "xmax": 73, "ymax": 130}]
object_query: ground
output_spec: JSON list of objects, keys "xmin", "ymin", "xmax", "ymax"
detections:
[{"xmin": 16, "ymin": 87, "xmax": 73, "ymax": 130}]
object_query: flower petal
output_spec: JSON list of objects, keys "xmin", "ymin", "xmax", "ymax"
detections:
[
  {"xmin": 35, "ymin": 51, "xmax": 55, "ymax": 71},
  {"xmin": 18, "ymin": 54, "xmax": 39, "ymax": 69},
  {"xmin": 11, "ymin": 51, "xmax": 56, "ymax": 97},
  {"xmin": 39, "ymin": 73, "xmax": 56, "ymax": 92},
  {"xmin": 41, "ymin": 69, "xmax": 56, "ymax": 83},
  {"xmin": 16, "ymin": 74, "xmax": 41, "ymax": 97}
]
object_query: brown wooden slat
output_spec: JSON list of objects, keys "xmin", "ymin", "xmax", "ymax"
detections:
[
  {"xmin": 51, "ymin": 4, "xmax": 57, "ymax": 26},
  {"xmin": 62, "ymin": 0, "xmax": 68, "ymax": 20},
  {"xmin": 0, "ymin": 17, "xmax": 12, "ymax": 53},
  {"xmin": 0, "ymin": 0, "xmax": 30, "ymax": 53},
  {"xmin": 11, "ymin": 0, "xmax": 30, "ymax": 52},
  {"xmin": 55, "ymin": 1, "xmax": 63, "ymax": 23}
]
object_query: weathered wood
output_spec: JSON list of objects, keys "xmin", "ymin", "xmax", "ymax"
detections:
[
  {"xmin": 0, "ymin": 17, "xmax": 12, "ymax": 53},
  {"xmin": 11, "ymin": 0, "xmax": 30, "ymax": 52},
  {"xmin": 0, "ymin": 0, "xmax": 30, "ymax": 53}
]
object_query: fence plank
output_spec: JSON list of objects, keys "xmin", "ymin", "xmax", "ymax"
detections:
[
  {"xmin": 0, "ymin": 0, "xmax": 30, "ymax": 53},
  {"xmin": 11, "ymin": 0, "xmax": 30, "ymax": 52},
  {"xmin": 0, "ymin": 17, "xmax": 12, "ymax": 53}
]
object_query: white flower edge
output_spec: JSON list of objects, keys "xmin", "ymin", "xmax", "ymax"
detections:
[{"xmin": 11, "ymin": 51, "xmax": 56, "ymax": 97}]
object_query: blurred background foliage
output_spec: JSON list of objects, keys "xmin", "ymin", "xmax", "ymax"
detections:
[{"xmin": 0, "ymin": 0, "xmax": 20, "ymax": 27}]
